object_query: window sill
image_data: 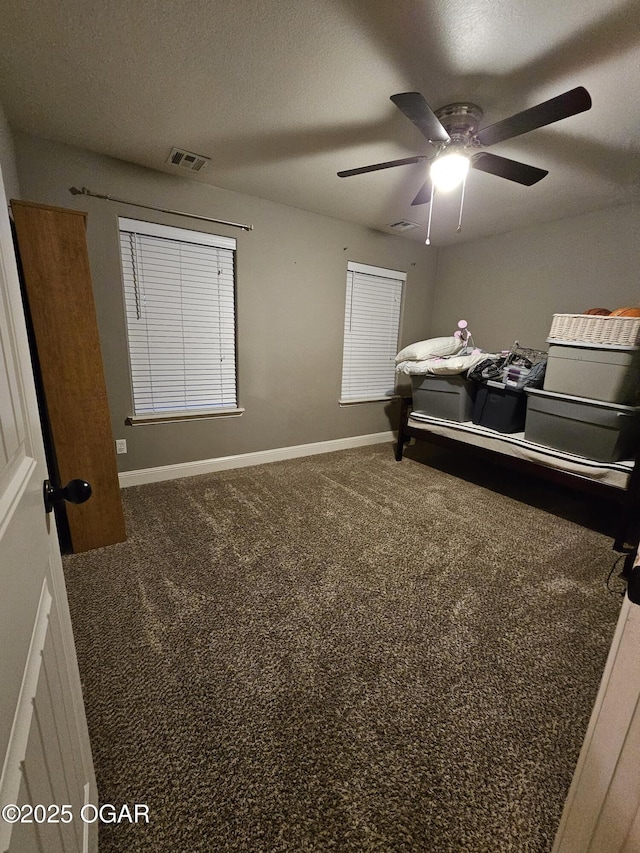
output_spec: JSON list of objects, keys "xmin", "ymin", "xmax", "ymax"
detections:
[
  {"xmin": 126, "ymin": 407, "xmax": 245, "ymax": 426},
  {"xmin": 339, "ymin": 396, "xmax": 400, "ymax": 406}
]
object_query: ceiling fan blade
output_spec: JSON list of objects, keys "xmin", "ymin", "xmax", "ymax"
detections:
[
  {"xmin": 410, "ymin": 179, "xmax": 433, "ymax": 206},
  {"xmin": 475, "ymin": 86, "xmax": 592, "ymax": 147},
  {"xmin": 471, "ymin": 152, "xmax": 548, "ymax": 185},
  {"xmin": 337, "ymin": 155, "xmax": 429, "ymax": 177},
  {"xmin": 390, "ymin": 92, "xmax": 450, "ymax": 144}
]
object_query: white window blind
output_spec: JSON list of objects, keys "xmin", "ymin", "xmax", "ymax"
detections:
[
  {"xmin": 340, "ymin": 262, "xmax": 405, "ymax": 403},
  {"xmin": 118, "ymin": 218, "xmax": 237, "ymax": 417}
]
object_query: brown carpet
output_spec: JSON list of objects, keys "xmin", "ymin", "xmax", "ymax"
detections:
[{"xmin": 63, "ymin": 442, "xmax": 622, "ymax": 852}]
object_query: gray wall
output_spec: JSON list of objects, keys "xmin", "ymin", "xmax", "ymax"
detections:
[
  {"xmin": 14, "ymin": 133, "xmax": 438, "ymax": 472},
  {"xmin": 0, "ymin": 102, "xmax": 20, "ymax": 200},
  {"xmin": 430, "ymin": 204, "xmax": 640, "ymax": 352}
]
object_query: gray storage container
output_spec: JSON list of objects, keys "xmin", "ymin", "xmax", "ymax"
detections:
[
  {"xmin": 411, "ymin": 374, "xmax": 476, "ymax": 422},
  {"xmin": 525, "ymin": 388, "xmax": 640, "ymax": 462},
  {"xmin": 543, "ymin": 343, "xmax": 640, "ymax": 404}
]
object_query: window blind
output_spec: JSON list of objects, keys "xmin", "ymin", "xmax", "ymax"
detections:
[
  {"xmin": 118, "ymin": 218, "xmax": 237, "ymax": 416},
  {"xmin": 340, "ymin": 263, "xmax": 405, "ymax": 403}
]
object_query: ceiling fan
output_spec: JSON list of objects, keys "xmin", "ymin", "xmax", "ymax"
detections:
[{"xmin": 337, "ymin": 87, "xmax": 592, "ymax": 206}]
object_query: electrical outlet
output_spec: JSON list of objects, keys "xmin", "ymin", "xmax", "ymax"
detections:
[{"xmin": 115, "ymin": 439, "xmax": 127, "ymax": 454}]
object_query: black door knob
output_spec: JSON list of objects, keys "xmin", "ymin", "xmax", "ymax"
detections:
[{"xmin": 43, "ymin": 479, "xmax": 92, "ymax": 513}]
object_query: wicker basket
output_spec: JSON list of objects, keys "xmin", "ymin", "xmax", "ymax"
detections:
[{"xmin": 547, "ymin": 313, "xmax": 640, "ymax": 348}]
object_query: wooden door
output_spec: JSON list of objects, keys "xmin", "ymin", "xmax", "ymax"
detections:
[
  {"xmin": 11, "ymin": 200, "xmax": 126, "ymax": 552},
  {"xmin": 0, "ymin": 167, "xmax": 97, "ymax": 851}
]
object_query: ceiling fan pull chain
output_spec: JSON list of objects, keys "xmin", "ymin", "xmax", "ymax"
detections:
[
  {"xmin": 457, "ymin": 173, "xmax": 468, "ymax": 234},
  {"xmin": 425, "ymin": 181, "xmax": 436, "ymax": 245}
]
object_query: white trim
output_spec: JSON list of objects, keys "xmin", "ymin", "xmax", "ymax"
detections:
[
  {"xmin": 347, "ymin": 260, "xmax": 407, "ymax": 280},
  {"xmin": 118, "ymin": 216, "xmax": 236, "ymax": 250},
  {"xmin": 0, "ymin": 579, "xmax": 52, "ymax": 851},
  {"xmin": 118, "ymin": 431, "xmax": 395, "ymax": 487},
  {"xmin": 0, "ymin": 454, "xmax": 36, "ymax": 541},
  {"xmin": 552, "ymin": 593, "xmax": 640, "ymax": 852},
  {"xmin": 83, "ymin": 781, "xmax": 92, "ymax": 853}
]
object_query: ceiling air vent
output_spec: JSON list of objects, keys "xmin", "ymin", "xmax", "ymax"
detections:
[
  {"xmin": 389, "ymin": 220, "xmax": 419, "ymax": 232},
  {"xmin": 167, "ymin": 147, "xmax": 210, "ymax": 173}
]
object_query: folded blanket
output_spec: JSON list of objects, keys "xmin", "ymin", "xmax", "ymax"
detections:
[{"xmin": 396, "ymin": 350, "xmax": 488, "ymax": 376}]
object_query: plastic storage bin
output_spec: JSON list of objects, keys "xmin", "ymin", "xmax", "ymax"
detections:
[
  {"xmin": 411, "ymin": 374, "xmax": 475, "ymax": 422},
  {"xmin": 472, "ymin": 382, "xmax": 527, "ymax": 433},
  {"xmin": 543, "ymin": 344, "xmax": 640, "ymax": 404},
  {"xmin": 525, "ymin": 388, "xmax": 640, "ymax": 462}
]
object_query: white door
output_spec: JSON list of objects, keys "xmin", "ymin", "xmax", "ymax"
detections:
[
  {"xmin": 553, "ymin": 591, "xmax": 640, "ymax": 853},
  {"xmin": 0, "ymin": 161, "xmax": 96, "ymax": 851}
]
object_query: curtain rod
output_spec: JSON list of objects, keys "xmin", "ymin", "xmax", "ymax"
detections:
[{"xmin": 68, "ymin": 186, "xmax": 253, "ymax": 232}]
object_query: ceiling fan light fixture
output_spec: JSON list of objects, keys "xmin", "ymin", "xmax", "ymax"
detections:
[
  {"xmin": 338, "ymin": 87, "xmax": 591, "ymax": 244},
  {"xmin": 430, "ymin": 152, "xmax": 470, "ymax": 192}
]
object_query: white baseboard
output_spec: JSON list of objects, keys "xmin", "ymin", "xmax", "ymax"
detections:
[{"xmin": 118, "ymin": 431, "xmax": 395, "ymax": 487}]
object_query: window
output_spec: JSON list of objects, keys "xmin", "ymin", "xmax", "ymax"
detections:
[
  {"xmin": 340, "ymin": 262, "xmax": 405, "ymax": 404},
  {"xmin": 118, "ymin": 218, "xmax": 240, "ymax": 422}
]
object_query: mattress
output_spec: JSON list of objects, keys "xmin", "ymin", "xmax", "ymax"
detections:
[{"xmin": 407, "ymin": 412, "xmax": 634, "ymax": 490}]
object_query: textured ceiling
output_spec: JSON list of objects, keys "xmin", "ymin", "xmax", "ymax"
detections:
[{"xmin": 0, "ymin": 0, "xmax": 639, "ymax": 245}]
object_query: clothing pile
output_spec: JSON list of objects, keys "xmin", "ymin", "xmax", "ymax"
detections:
[
  {"xmin": 468, "ymin": 345, "xmax": 547, "ymax": 390},
  {"xmin": 396, "ymin": 331, "xmax": 547, "ymax": 389}
]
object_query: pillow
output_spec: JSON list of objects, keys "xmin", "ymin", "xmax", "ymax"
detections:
[{"xmin": 395, "ymin": 336, "xmax": 462, "ymax": 363}]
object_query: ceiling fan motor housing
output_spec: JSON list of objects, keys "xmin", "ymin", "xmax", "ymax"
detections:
[{"xmin": 434, "ymin": 103, "xmax": 483, "ymax": 148}]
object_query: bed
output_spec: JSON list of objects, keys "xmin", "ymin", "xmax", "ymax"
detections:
[{"xmin": 395, "ymin": 396, "xmax": 640, "ymax": 562}]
